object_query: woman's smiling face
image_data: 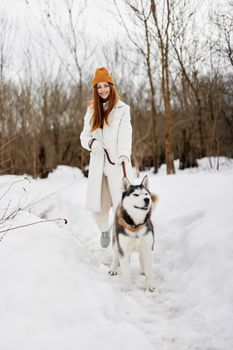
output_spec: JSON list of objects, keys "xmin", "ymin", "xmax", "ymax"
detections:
[{"xmin": 97, "ymin": 82, "xmax": 110, "ymax": 100}]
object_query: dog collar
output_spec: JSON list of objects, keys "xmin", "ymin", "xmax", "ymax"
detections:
[{"xmin": 118, "ymin": 217, "xmax": 145, "ymax": 233}]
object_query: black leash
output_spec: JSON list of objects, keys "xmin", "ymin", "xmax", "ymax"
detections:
[{"xmin": 104, "ymin": 149, "xmax": 127, "ymax": 177}]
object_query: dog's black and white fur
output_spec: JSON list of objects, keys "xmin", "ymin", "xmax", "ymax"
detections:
[{"xmin": 109, "ymin": 175, "xmax": 158, "ymax": 291}]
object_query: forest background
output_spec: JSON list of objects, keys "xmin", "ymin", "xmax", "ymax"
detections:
[{"xmin": 0, "ymin": 0, "xmax": 232, "ymax": 177}]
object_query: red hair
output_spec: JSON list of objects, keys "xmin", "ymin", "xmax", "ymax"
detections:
[{"xmin": 89, "ymin": 84, "xmax": 120, "ymax": 132}]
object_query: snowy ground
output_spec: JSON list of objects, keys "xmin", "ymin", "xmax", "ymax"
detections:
[{"xmin": 0, "ymin": 157, "xmax": 233, "ymax": 350}]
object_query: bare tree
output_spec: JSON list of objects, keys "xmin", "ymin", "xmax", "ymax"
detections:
[
  {"xmin": 211, "ymin": 1, "xmax": 233, "ymax": 67},
  {"xmin": 0, "ymin": 13, "xmax": 16, "ymax": 173},
  {"xmin": 113, "ymin": 0, "xmax": 160, "ymax": 173},
  {"xmin": 170, "ymin": 0, "xmax": 207, "ymax": 159},
  {"xmin": 38, "ymin": 0, "xmax": 90, "ymax": 94},
  {"xmin": 0, "ymin": 13, "xmax": 16, "ymax": 84},
  {"xmin": 150, "ymin": 0, "xmax": 175, "ymax": 174}
]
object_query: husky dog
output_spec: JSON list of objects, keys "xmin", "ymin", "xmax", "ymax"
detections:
[{"xmin": 109, "ymin": 175, "xmax": 158, "ymax": 292}]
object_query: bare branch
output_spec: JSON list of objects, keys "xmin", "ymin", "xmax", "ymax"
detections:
[{"xmin": 0, "ymin": 218, "xmax": 67, "ymax": 242}]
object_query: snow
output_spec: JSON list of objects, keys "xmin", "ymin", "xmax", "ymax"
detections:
[{"xmin": 0, "ymin": 158, "xmax": 233, "ymax": 350}]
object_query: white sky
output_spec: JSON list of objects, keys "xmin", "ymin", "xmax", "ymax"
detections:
[
  {"xmin": 0, "ymin": 0, "xmax": 228, "ymax": 42},
  {"xmin": 0, "ymin": 0, "xmax": 129, "ymax": 80},
  {"xmin": 1, "ymin": 0, "xmax": 221, "ymax": 46},
  {"xmin": 0, "ymin": 0, "xmax": 126, "ymax": 39},
  {"xmin": 0, "ymin": 0, "xmax": 230, "ymax": 81}
]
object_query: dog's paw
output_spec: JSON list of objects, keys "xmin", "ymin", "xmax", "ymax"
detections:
[
  {"xmin": 108, "ymin": 270, "xmax": 118, "ymax": 276},
  {"xmin": 144, "ymin": 286, "xmax": 155, "ymax": 293}
]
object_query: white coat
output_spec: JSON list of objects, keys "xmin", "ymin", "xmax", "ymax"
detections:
[{"xmin": 80, "ymin": 100, "xmax": 133, "ymax": 212}]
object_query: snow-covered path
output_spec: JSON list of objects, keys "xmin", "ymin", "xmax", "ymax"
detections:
[{"xmin": 0, "ymin": 158, "xmax": 233, "ymax": 350}]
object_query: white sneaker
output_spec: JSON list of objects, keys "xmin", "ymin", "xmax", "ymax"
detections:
[{"xmin": 100, "ymin": 229, "xmax": 111, "ymax": 248}]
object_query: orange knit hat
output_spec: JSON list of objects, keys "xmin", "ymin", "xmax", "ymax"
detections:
[{"xmin": 92, "ymin": 67, "xmax": 114, "ymax": 87}]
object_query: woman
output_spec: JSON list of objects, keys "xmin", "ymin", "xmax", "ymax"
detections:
[{"xmin": 80, "ymin": 67, "xmax": 134, "ymax": 248}]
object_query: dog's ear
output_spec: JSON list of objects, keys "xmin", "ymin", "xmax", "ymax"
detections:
[
  {"xmin": 141, "ymin": 175, "xmax": 149, "ymax": 189},
  {"xmin": 150, "ymin": 193, "xmax": 158, "ymax": 211},
  {"xmin": 121, "ymin": 176, "xmax": 131, "ymax": 192}
]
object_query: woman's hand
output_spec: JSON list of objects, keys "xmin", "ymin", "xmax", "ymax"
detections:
[
  {"xmin": 91, "ymin": 140, "xmax": 104, "ymax": 155},
  {"xmin": 115, "ymin": 155, "xmax": 129, "ymax": 166}
]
